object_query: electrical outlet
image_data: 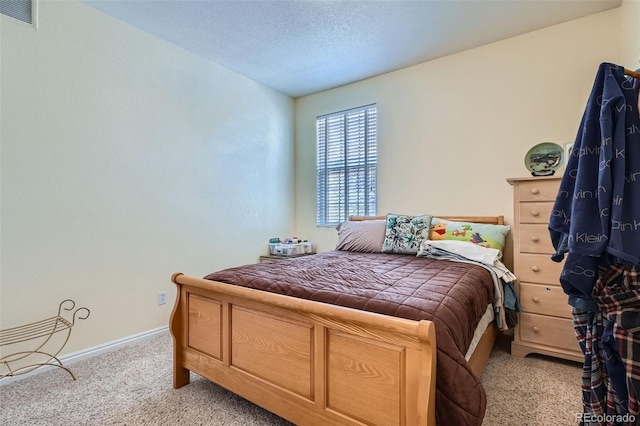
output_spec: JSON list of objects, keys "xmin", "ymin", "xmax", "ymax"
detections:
[{"xmin": 158, "ymin": 291, "xmax": 167, "ymax": 305}]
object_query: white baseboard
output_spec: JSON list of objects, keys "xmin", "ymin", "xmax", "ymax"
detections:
[{"xmin": 0, "ymin": 325, "xmax": 169, "ymax": 386}]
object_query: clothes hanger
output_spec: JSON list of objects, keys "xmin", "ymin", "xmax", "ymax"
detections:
[
  {"xmin": 629, "ymin": 68, "xmax": 640, "ymax": 113},
  {"xmin": 625, "ymin": 68, "xmax": 640, "ymax": 79}
]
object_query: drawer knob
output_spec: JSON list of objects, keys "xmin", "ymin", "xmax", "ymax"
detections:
[
  {"xmin": 531, "ymin": 236, "xmax": 540, "ymax": 242},
  {"xmin": 532, "ymin": 296, "xmax": 540, "ymax": 303},
  {"xmin": 533, "ymin": 326, "xmax": 540, "ymax": 333},
  {"xmin": 531, "ymin": 266, "xmax": 540, "ymax": 272},
  {"xmin": 531, "ymin": 210, "xmax": 540, "ymax": 217},
  {"xmin": 531, "ymin": 188, "xmax": 540, "ymax": 195}
]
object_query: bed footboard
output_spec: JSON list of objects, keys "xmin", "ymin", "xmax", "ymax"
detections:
[{"xmin": 170, "ymin": 273, "xmax": 437, "ymax": 426}]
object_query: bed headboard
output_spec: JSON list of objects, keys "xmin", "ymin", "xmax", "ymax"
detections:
[{"xmin": 349, "ymin": 215, "xmax": 505, "ymax": 225}]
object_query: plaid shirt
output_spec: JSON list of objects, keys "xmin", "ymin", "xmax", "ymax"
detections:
[
  {"xmin": 590, "ymin": 264, "xmax": 640, "ymax": 424},
  {"xmin": 573, "ymin": 309, "xmax": 625, "ymax": 425}
]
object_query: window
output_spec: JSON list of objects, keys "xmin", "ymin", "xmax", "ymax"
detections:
[
  {"xmin": 0, "ymin": 0, "xmax": 36, "ymax": 26},
  {"xmin": 316, "ymin": 104, "xmax": 377, "ymax": 226}
]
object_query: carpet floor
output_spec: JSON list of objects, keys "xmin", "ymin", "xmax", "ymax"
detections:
[{"xmin": 0, "ymin": 331, "xmax": 583, "ymax": 425}]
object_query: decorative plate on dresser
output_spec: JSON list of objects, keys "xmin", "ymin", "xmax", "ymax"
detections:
[{"xmin": 507, "ymin": 176, "xmax": 582, "ymax": 362}]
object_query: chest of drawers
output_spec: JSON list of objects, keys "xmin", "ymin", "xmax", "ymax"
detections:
[{"xmin": 507, "ymin": 176, "xmax": 582, "ymax": 362}]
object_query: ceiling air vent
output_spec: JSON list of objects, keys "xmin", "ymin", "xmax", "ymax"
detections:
[{"xmin": 1, "ymin": 0, "xmax": 34, "ymax": 25}]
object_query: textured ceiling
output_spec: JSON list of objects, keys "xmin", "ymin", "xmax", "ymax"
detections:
[{"xmin": 82, "ymin": 0, "xmax": 621, "ymax": 98}]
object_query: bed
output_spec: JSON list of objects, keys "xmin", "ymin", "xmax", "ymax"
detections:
[{"xmin": 170, "ymin": 215, "xmax": 505, "ymax": 426}]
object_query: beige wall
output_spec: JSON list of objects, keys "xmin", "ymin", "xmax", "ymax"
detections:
[
  {"xmin": 0, "ymin": 2, "xmax": 631, "ymax": 358},
  {"xmin": 621, "ymin": 0, "xmax": 640, "ymax": 68},
  {"xmin": 0, "ymin": 1, "xmax": 294, "ymax": 354},
  {"xmin": 294, "ymin": 8, "xmax": 623, "ymax": 268}
]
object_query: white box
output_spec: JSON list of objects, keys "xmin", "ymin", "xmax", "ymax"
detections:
[{"xmin": 268, "ymin": 242, "xmax": 314, "ymax": 256}]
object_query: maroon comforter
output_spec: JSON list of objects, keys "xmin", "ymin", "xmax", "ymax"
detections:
[{"xmin": 204, "ymin": 250, "xmax": 494, "ymax": 426}]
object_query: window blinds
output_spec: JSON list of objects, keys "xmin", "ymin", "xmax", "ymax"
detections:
[
  {"xmin": 0, "ymin": 0, "xmax": 33, "ymax": 25},
  {"xmin": 316, "ymin": 104, "xmax": 377, "ymax": 226}
]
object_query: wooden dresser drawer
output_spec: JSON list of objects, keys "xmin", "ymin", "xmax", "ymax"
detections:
[
  {"xmin": 518, "ymin": 253, "xmax": 563, "ymax": 284},
  {"xmin": 518, "ymin": 202, "xmax": 554, "ymax": 224},
  {"xmin": 518, "ymin": 179, "xmax": 560, "ymax": 202},
  {"xmin": 519, "ymin": 313, "xmax": 580, "ymax": 352},
  {"xmin": 519, "ymin": 224, "xmax": 555, "ymax": 254},
  {"xmin": 519, "ymin": 283, "xmax": 572, "ymax": 318}
]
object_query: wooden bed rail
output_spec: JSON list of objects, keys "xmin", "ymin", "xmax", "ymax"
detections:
[
  {"xmin": 349, "ymin": 215, "xmax": 505, "ymax": 225},
  {"xmin": 170, "ymin": 272, "xmax": 438, "ymax": 426}
]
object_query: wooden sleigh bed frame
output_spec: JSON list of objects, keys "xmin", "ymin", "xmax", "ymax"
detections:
[{"xmin": 170, "ymin": 215, "xmax": 503, "ymax": 426}]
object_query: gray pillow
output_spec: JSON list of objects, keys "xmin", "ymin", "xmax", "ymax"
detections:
[{"xmin": 335, "ymin": 220, "xmax": 387, "ymax": 253}]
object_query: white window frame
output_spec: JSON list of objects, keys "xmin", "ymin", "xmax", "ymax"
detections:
[{"xmin": 316, "ymin": 104, "xmax": 377, "ymax": 227}]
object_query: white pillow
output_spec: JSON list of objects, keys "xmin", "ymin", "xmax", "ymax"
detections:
[{"xmin": 419, "ymin": 239, "xmax": 502, "ymax": 265}]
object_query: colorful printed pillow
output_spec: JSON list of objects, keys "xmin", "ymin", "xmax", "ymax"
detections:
[
  {"xmin": 428, "ymin": 218, "xmax": 510, "ymax": 251},
  {"xmin": 335, "ymin": 220, "xmax": 386, "ymax": 253},
  {"xmin": 381, "ymin": 213, "xmax": 433, "ymax": 254}
]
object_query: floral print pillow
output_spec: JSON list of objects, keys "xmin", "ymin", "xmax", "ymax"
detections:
[{"xmin": 381, "ymin": 214, "xmax": 433, "ymax": 254}]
